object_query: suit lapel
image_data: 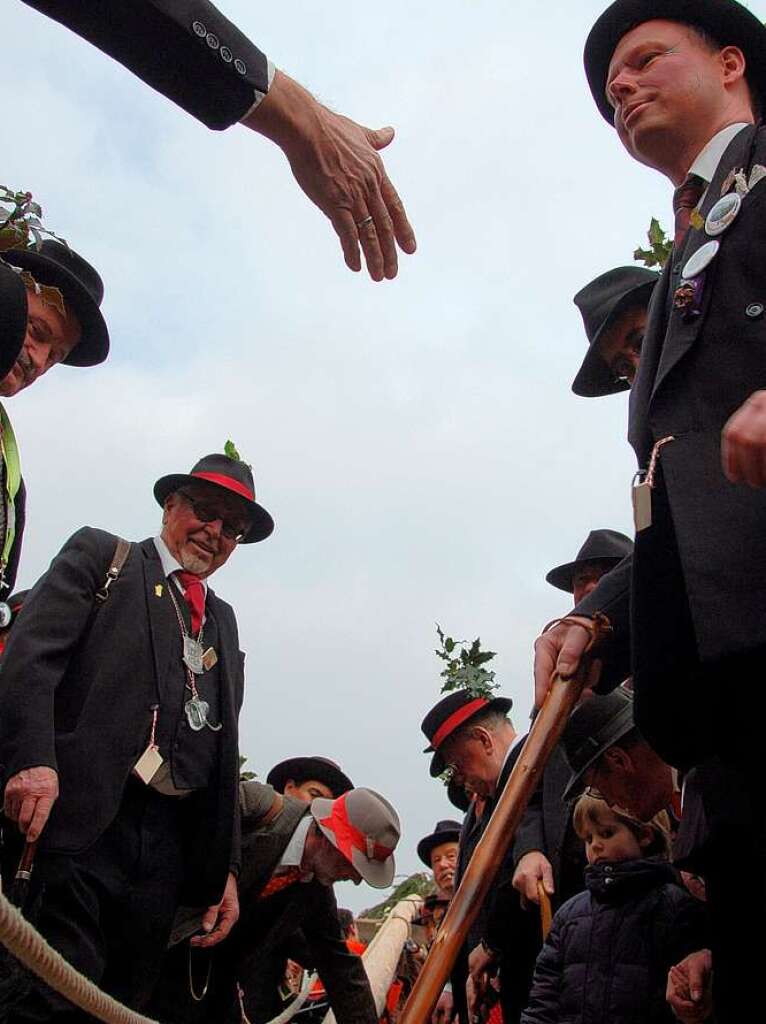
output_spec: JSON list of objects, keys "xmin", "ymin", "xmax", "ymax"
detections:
[
  {"xmin": 140, "ymin": 538, "xmax": 178, "ymax": 707},
  {"xmin": 650, "ymin": 125, "xmax": 758, "ymax": 398}
]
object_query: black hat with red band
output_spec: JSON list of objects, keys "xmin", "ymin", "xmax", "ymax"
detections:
[
  {"xmin": 421, "ymin": 690, "xmax": 513, "ymax": 778},
  {"xmin": 154, "ymin": 452, "xmax": 274, "ymax": 544}
]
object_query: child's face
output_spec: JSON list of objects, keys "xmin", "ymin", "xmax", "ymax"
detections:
[{"xmin": 580, "ymin": 813, "xmax": 647, "ymax": 866}]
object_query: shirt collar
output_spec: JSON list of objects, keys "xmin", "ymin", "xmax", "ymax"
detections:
[
  {"xmin": 688, "ymin": 122, "xmax": 750, "ymax": 184},
  {"xmin": 153, "ymin": 535, "xmax": 208, "ymax": 595},
  {"xmin": 278, "ymin": 814, "xmax": 314, "ymax": 880}
]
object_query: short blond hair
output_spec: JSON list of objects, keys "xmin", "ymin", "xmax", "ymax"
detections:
[{"xmin": 573, "ymin": 793, "xmax": 671, "ymax": 859}]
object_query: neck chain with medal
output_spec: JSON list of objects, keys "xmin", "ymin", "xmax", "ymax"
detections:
[{"xmin": 167, "ymin": 581, "xmax": 222, "ymax": 733}]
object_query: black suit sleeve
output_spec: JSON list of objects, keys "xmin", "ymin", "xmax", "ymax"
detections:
[
  {"xmin": 513, "ymin": 775, "xmax": 546, "ymax": 868},
  {"xmin": 573, "ymin": 553, "xmax": 632, "ymax": 692},
  {"xmin": 21, "ymin": 0, "xmax": 271, "ymax": 130},
  {"xmin": 304, "ymin": 886, "xmax": 377, "ymax": 1024},
  {"xmin": 0, "ymin": 527, "xmax": 112, "ymax": 783}
]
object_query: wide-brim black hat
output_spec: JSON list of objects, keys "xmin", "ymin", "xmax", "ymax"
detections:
[
  {"xmin": 0, "ymin": 260, "xmax": 28, "ymax": 381},
  {"xmin": 421, "ymin": 691, "xmax": 513, "ymax": 778},
  {"xmin": 562, "ymin": 688, "xmax": 635, "ymax": 802},
  {"xmin": 3, "ymin": 241, "xmax": 109, "ymax": 366},
  {"xmin": 572, "ymin": 267, "xmax": 658, "ymax": 397},
  {"xmin": 267, "ymin": 756, "xmax": 353, "ymax": 797},
  {"xmin": 546, "ymin": 528, "xmax": 633, "ymax": 594},
  {"xmin": 417, "ymin": 819, "xmax": 462, "ymax": 867},
  {"xmin": 154, "ymin": 452, "xmax": 274, "ymax": 544},
  {"xmin": 585, "ymin": 0, "xmax": 766, "ymax": 125}
]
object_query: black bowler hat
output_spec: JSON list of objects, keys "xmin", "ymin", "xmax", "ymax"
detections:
[
  {"xmin": 0, "ymin": 261, "xmax": 28, "ymax": 381},
  {"xmin": 562, "ymin": 688, "xmax": 635, "ymax": 801},
  {"xmin": 2, "ymin": 241, "xmax": 109, "ymax": 367},
  {"xmin": 154, "ymin": 452, "xmax": 274, "ymax": 544},
  {"xmin": 267, "ymin": 756, "xmax": 353, "ymax": 797},
  {"xmin": 546, "ymin": 529, "xmax": 633, "ymax": 594},
  {"xmin": 573, "ymin": 267, "xmax": 658, "ymax": 397},
  {"xmin": 421, "ymin": 690, "xmax": 513, "ymax": 778},
  {"xmin": 585, "ymin": 0, "xmax": 766, "ymax": 125},
  {"xmin": 417, "ymin": 819, "xmax": 462, "ymax": 867}
]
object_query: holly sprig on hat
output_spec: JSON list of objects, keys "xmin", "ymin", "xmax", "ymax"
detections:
[
  {"xmin": 224, "ymin": 439, "xmax": 252, "ymax": 471},
  {"xmin": 435, "ymin": 624, "xmax": 498, "ymax": 700},
  {"xmin": 0, "ymin": 186, "xmax": 67, "ymax": 253},
  {"xmin": 634, "ymin": 217, "xmax": 672, "ymax": 269}
]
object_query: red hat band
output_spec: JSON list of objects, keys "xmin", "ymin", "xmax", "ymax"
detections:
[
  {"xmin": 192, "ymin": 471, "xmax": 254, "ymax": 502},
  {"xmin": 431, "ymin": 697, "xmax": 489, "ymax": 750},
  {"xmin": 319, "ymin": 794, "xmax": 394, "ymax": 865}
]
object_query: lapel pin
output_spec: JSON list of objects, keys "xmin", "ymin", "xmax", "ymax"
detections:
[
  {"xmin": 682, "ymin": 239, "xmax": 720, "ymax": 280},
  {"xmin": 749, "ymin": 165, "xmax": 766, "ymax": 191},
  {"xmin": 155, "ymin": 584, "xmax": 163, "ymax": 598},
  {"xmin": 706, "ymin": 192, "xmax": 742, "ymax": 236}
]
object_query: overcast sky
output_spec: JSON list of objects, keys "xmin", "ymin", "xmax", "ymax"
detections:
[{"xmin": 5, "ymin": 0, "xmax": 764, "ymax": 913}]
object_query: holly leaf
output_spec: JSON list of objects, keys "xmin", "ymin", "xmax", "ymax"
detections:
[{"xmin": 224, "ymin": 439, "xmax": 241, "ymax": 462}]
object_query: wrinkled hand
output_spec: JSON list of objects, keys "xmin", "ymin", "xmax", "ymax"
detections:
[
  {"xmin": 722, "ymin": 389, "xmax": 766, "ymax": 486},
  {"xmin": 431, "ymin": 987, "xmax": 454, "ymax": 1024},
  {"xmin": 3, "ymin": 766, "xmax": 59, "ymax": 843},
  {"xmin": 467, "ymin": 942, "xmax": 495, "ymax": 1018},
  {"xmin": 191, "ymin": 871, "xmax": 239, "ymax": 948},
  {"xmin": 666, "ymin": 949, "xmax": 713, "ymax": 1023},
  {"xmin": 512, "ymin": 851, "xmax": 555, "ymax": 906},
  {"xmin": 533, "ymin": 617, "xmax": 601, "ymax": 709},
  {"xmin": 243, "ymin": 70, "xmax": 416, "ymax": 282}
]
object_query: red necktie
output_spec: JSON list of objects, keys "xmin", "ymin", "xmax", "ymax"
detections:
[
  {"xmin": 176, "ymin": 571, "xmax": 205, "ymax": 634},
  {"xmin": 672, "ymin": 173, "xmax": 706, "ymax": 248},
  {"xmin": 258, "ymin": 867, "xmax": 302, "ymax": 899}
]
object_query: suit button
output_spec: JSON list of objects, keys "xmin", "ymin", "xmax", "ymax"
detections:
[
  {"xmin": 220, "ymin": 46, "xmax": 233, "ymax": 63},
  {"xmin": 192, "ymin": 20, "xmax": 206, "ymax": 37},
  {"xmin": 234, "ymin": 58, "xmax": 247, "ymax": 75},
  {"xmin": 746, "ymin": 302, "xmax": 765, "ymax": 319},
  {"xmin": 206, "ymin": 32, "xmax": 219, "ymax": 49}
]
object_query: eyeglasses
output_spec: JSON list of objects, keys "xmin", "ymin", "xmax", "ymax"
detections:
[{"xmin": 178, "ymin": 491, "xmax": 249, "ymax": 542}]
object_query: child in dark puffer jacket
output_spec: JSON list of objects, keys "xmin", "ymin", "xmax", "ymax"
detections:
[{"xmin": 521, "ymin": 795, "xmax": 708, "ymax": 1024}]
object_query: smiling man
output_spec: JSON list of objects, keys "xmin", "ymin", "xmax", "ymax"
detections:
[
  {"xmin": 532, "ymin": 3, "xmax": 766, "ymax": 1018},
  {"xmin": 0, "ymin": 240, "xmax": 109, "ymax": 607},
  {"xmin": 0, "ymin": 446, "xmax": 272, "ymax": 1020}
]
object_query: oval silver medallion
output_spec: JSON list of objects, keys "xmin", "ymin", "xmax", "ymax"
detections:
[
  {"xmin": 705, "ymin": 192, "xmax": 742, "ymax": 237},
  {"xmin": 682, "ymin": 240, "xmax": 720, "ymax": 280}
]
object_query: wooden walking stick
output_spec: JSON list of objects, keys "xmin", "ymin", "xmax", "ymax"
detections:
[{"xmin": 398, "ymin": 615, "xmax": 610, "ymax": 1024}]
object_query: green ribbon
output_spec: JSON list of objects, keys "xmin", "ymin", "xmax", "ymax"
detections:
[{"xmin": 0, "ymin": 403, "xmax": 22, "ymax": 585}]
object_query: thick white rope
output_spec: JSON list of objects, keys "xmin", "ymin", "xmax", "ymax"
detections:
[{"xmin": 0, "ymin": 890, "xmax": 158, "ymax": 1024}]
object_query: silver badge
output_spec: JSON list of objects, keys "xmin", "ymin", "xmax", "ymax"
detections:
[
  {"xmin": 0, "ymin": 603, "xmax": 11, "ymax": 629},
  {"xmin": 183, "ymin": 636, "xmax": 205, "ymax": 675},
  {"xmin": 705, "ymin": 192, "xmax": 741, "ymax": 237},
  {"xmin": 184, "ymin": 697, "xmax": 222, "ymax": 732},
  {"xmin": 682, "ymin": 240, "xmax": 720, "ymax": 280}
]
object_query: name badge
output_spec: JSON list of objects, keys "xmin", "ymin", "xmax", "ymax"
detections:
[{"xmin": 632, "ymin": 479, "xmax": 652, "ymax": 532}]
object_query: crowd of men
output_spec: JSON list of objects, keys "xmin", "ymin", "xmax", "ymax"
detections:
[{"xmin": 1, "ymin": 0, "xmax": 765, "ymax": 1022}]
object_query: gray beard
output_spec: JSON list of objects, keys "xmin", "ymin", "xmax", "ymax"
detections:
[{"xmin": 179, "ymin": 550, "xmax": 209, "ymax": 575}]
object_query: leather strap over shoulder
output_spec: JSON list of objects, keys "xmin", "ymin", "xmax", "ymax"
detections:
[{"xmin": 95, "ymin": 537, "xmax": 131, "ymax": 604}]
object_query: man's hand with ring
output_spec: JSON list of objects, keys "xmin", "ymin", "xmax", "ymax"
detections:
[
  {"xmin": 243, "ymin": 70, "xmax": 416, "ymax": 282},
  {"xmin": 533, "ymin": 616, "xmax": 601, "ymax": 709},
  {"xmin": 512, "ymin": 851, "xmax": 555, "ymax": 906},
  {"xmin": 3, "ymin": 766, "xmax": 59, "ymax": 843}
]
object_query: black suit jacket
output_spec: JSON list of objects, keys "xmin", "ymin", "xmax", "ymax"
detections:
[
  {"xmin": 576, "ymin": 124, "xmax": 766, "ymax": 758},
  {"xmin": 22, "ymin": 1, "xmax": 270, "ymax": 130},
  {"xmin": 153, "ymin": 794, "xmax": 377, "ymax": 1024},
  {"xmin": 0, "ymin": 527, "xmax": 244, "ymax": 905}
]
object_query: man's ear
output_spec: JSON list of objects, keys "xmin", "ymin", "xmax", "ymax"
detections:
[
  {"xmin": 602, "ymin": 745, "xmax": 632, "ymax": 774},
  {"xmin": 637, "ymin": 824, "xmax": 654, "ymax": 849},
  {"xmin": 474, "ymin": 726, "xmax": 494, "ymax": 754}
]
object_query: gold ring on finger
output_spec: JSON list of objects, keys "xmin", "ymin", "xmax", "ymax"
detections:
[{"xmin": 356, "ymin": 215, "xmax": 374, "ymax": 229}]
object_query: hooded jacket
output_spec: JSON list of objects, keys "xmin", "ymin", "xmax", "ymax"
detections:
[{"xmin": 521, "ymin": 858, "xmax": 708, "ymax": 1024}]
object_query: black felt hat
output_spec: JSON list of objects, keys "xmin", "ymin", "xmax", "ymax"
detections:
[
  {"xmin": 0, "ymin": 260, "xmax": 28, "ymax": 381},
  {"xmin": 421, "ymin": 690, "xmax": 513, "ymax": 778},
  {"xmin": 585, "ymin": 0, "xmax": 766, "ymax": 125},
  {"xmin": 546, "ymin": 529, "xmax": 634, "ymax": 594},
  {"xmin": 267, "ymin": 756, "xmax": 353, "ymax": 797},
  {"xmin": 573, "ymin": 267, "xmax": 658, "ymax": 397},
  {"xmin": 417, "ymin": 819, "xmax": 462, "ymax": 867},
  {"xmin": 154, "ymin": 452, "xmax": 274, "ymax": 544},
  {"xmin": 562, "ymin": 688, "xmax": 635, "ymax": 801},
  {"xmin": 2, "ymin": 241, "xmax": 109, "ymax": 366}
]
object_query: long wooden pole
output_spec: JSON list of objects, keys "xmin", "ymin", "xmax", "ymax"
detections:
[{"xmin": 399, "ymin": 637, "xmax": 602, "ymax": 1024}]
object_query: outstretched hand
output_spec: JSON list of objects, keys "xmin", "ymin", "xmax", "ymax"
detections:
[{"xmin": 243, "ymin": 71, "xmax": 416, "ymax": 282}]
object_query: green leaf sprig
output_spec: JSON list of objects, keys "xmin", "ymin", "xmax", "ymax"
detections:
[
  {"xmin": 634, "ymin": 217, "xmax": 672, "ymax": 269},
  {"xmin": 0, "ymin": 186, "xmax": 66, "ymax": 253},
  {"xmin": 435, "ymin": 623, "xmax": 498, "ymax": 700}
]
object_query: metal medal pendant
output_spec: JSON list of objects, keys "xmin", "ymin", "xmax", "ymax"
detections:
[
  {"xmin": 183, "ymin": 636, "xmax": 205, "ymax": 674},
  {"xmin": 185, "ymin": 697, "xmax": 210, "ymax": 731},
  {"xmin": 705, "ymin": 192, "xmax": 741, "ymax": 237},
  {"xmin": 682, "ymin": 240, "xmax": 720, "ymax": 280},
  {"xmin": 0, "ymin": 602, "xmax": 11, "ymax": 629}
]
